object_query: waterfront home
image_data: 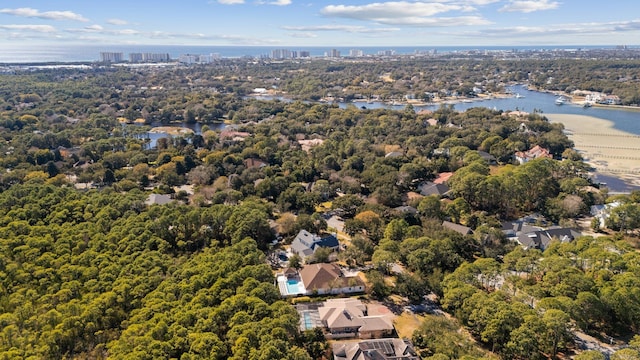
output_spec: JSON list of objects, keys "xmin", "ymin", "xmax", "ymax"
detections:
[{"xmin": 514, "ymin": 145, "xmax": 552, "ymax": 164}]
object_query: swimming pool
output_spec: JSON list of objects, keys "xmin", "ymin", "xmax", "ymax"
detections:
[
  {"xmin": 302, "ymin": 312, "xmax": 313, "ymax": 330},
  {"xmin": 286, "ymin": 278, "xmax": 306, "ymax": 295}
]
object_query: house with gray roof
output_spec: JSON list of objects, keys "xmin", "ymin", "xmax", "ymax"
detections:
[
  {"xmin": 418, "ymin": 181, "xmax": 450, "ymax": 197},
  {"xmin": 290, "ymin": 230, "xmax": 340, "ymax": 261},
  {"xmin": 442, "ymin": 221, "xmax": 473, "ymax": 235},
  {"xmin": 145, "ymin": 193, "xmax": 173, "ymax": 206},
  {"xmin": 516, "ymin": 227, "xmax": 581, "ymax": 250},
  {"xmin": 332, "ymin": 338, "xmax": 419, "ymax": 360}
]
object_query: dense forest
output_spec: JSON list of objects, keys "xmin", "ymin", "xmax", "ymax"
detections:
[{"xmin": 0, "ymin": 59, "xmax": 639, "ymax": 359}]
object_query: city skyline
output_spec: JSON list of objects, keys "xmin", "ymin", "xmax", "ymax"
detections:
[{"xmin": 1, "ymin": 1, "xmax": 640, "ymax": 48}]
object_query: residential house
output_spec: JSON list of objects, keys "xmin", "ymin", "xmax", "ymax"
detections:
[
  {"xmin": 219, "ymin": 130, "xmax": 250, "ymax": 143},
  {"xmin": 298, "ymin": 138, "xmax": 325, "ymax": 152},
  {"xmin": 417, "ymin": 109, "xmax": 433, "ymax": 116},
  {"xmin": 290, "ymin": 230, "xmax": 340, "ymax": 261},
  {"xmin": 418, "ymin": 182, "xmax": 450, "ymax": 197},
  {"xmin": 425, "ymin": 118, "xmax": 439, "ymax": 127},
  {"xmin": 393, "ymin": 206, "xmax": 417, "ymax": 215},
  {"xmin": 145, "ymin": 193, "xmax": 173, "ymax": 206},
  {"xmin": 243, "ymin": 158, "xmax": 268, "ymax": 169},
  {"xmin": 318, "ymin": 298, "xmax": 394, "ymax": 339},
  {"xmin": 507, "ymin": 110, "xmax": 530, "ymax": 119},
  {"xmin": 601, "ymin": 95, "xmax": 621, "ymax": 105},
  {"xmin": 332, "ymin": 338, "xmax": 419, "ymax": 360},
  {"xmin": 299, "ymin": 263, "xmax": 365, "ymax": 295},
  {"xmin": 477, "ymin": 151, "xmax": 497, "ymax": 165},
  {"xmin": 385, "ymin": 151, "xmax": 404, "ymax": 158},
  {"xmin": 57, "ymin": 146, "xmax": 83, "ymax": 159},
  {"xmin": 433, "ymin": 172, "xmax": 453, "ymax": 184},
  {"xmin": 590, "ymin": 202, "xmax": 621, "ymax": 229},
  {"xmin": 516, "ymin": 227, "xmax": 581, "ymax": 250},
  {"xmin": 501, "ymin": 220, "xmax": 543, "ymax": 239},
  {"xmin": 514, "ymin": 145, "xmax": 552, "ymax": 164},
  {"xmin": 442, "ymin": 220, "xmax": 473, "ymax": 235}
]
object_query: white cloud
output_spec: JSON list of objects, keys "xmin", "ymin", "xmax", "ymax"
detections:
[
  {"xmin": 460, "ymin": 19, "xmax": 640, "ymax": 39},
  {"xmin": 282, "ymin": 24, "xmax": 400, "ymax": 33},
  {"xmin": 320, "ymin": 1, "xmax": 492, "ymax": 27},
  {"xmin": 322, "ymin": 2, "xmax": 464, "ymax": 19},
  {"xmin": 66, "ymin": 26, "xmax": 140, "ymax": 36},
  {"xmin": 0, "ymin": 7, "xmax": 89, "ymax": 22},
  {"xmin": 146, "ymin": 31, "xmax": 282, "ymax": 45},
  {"xmin": 396, "ymin": 16, "xmax": 490, "ymax": 26},
  {"xmin": 217, "ymin": 0, "xmax": 245, "ymax": 4},
  {"xmin": 254, "ymin": 0, "xmax": 292, "ymax": 5},
  {"xmin": 499, "ymin": 0, "xmax": 560, "ymax": 13},
  {"xmin": 269, "ymin": 0, "xmax": 292, "ymax": 5},
  {"xmin": 0, "ymin": 24, "xmax": 57, "ymax": 32},
  {"xmin": 107, "ymin": 19, "xmax": 128, "ymax": 25},
  {"xmin": 85, "ymin": 25, "xmax": 104, "ymax": 31},
  {"xmin": 288, "ymin": 32, "xmax": 318, "ymax": 38}
]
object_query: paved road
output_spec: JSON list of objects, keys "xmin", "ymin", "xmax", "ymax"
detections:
[
  {"xmin": 573, "ymin": 331, "xmax": 617, "ymax": 358},
  {"xmin": 326, "ymin": 215, "xmax": 345, "ymax": 232}
]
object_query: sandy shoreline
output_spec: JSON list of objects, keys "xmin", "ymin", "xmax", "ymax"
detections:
[
  {"xmin": 546, "ymin": 113, "xmax": 640, "ymax": 186},
  {"xmin": 148, "ymin": 126, "xmax": 195, "ymax": 135}
]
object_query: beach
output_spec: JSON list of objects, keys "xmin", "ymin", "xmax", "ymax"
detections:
[
  {"xmin": 148, "ymin": 126, "xmax": 194, "ymax": 135},
  {"xmin": 547, "ymin": 113, "xmax": 640, "ymax": 187}
]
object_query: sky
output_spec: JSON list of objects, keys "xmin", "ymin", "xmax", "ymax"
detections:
[{"xmin": 1, "ymin": 0, "xmax": 640, "ymax": 48}]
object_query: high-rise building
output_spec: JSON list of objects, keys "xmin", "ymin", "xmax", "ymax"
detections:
[
  {"xmin": 326, "ymin": 49, "xmax": 340, "ymax": 58},
  {"xmin": 271, "ymin": 49, "xmax": 293, "ymax": 59},
  {"xmin": 129, "ymin": 53, "xmax": 143, "ymax": 62},
  {"xmin": 100, "ymin": 52, "xmax": 124, "ymax": 62},
  {"xmin": 198, "ymin": 54, "xmax": 216, "ymax": 63},
  {"xmin": 299, "ymin": 51, "xmax": 311, "ymax": 58},
  {"xmin": 178, "ymin": 54, "xmax": 198, "ymax": 64},
  {"xmin": 349, "ymin": 49, "xmax": 364, "ymax": 57},
  {"xmin": 128, "ymin": 52, "xmax": 169, "ymax": 62},
  {"xmin": 377, "ymin": 50, "xmax": 396, "ymax": 56},
  {"xmin": 143, "ymin": 53, "xmax": 170, "ymax": 62}
]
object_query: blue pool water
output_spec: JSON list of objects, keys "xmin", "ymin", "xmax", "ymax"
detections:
[
  {"xmin": 286, "ymin": 279, "xmax": 305, "ymax": 294},
  {"xmin": 302, "ymin": 312, "xmax": 313, "ymax": 330}
]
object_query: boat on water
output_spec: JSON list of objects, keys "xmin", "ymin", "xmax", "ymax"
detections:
[
  {"xmin": 555, "ymin": 97, "xmax": 566, "ymax": 105},
  {"xmin": 515, "ymin": 93, "xmax": 525, "ymax": 98},
  {"xmin": 583, "ymin": 101, "xmax": 593, "ymax": 108}
]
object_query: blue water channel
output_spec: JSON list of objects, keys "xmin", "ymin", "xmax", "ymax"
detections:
[{"xmin": 340, "ymin": 84, "xmax": 640, "ymax": 135}]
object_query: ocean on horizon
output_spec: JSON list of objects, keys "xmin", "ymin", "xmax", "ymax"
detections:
[{"xmin": 0, "ymin": 44, "xmax": 627, "ymax": 63}]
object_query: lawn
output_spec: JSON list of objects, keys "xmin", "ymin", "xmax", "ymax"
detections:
[{"xmin": 394, "ymin": 312, "xmax": 426, "ymax": 339}]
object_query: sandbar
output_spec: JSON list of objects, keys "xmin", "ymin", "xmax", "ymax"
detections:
[
  {"xmin": 546, "ymin": 113, "xmax": 640, "ymax": 185},
  {"xmin": 148, "ymin": 126, "xmax": 195, "ymax": 135}
]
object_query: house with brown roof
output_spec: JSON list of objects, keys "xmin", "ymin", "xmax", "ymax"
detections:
[
  {"xmin": 318, "ymin": 298, "xmax": 394, "ymax": 339},
  {"xmin": 243, "ymin": 158, "xmax": 268, "ymax": 169},
  {"xmin": 298, "ymin": 138, "xmax": 325, "ymax": 152},
  {"xmin": 514, "ymin": 145, "xmax": 552, "ymax": 164},
  {"xmin": 433, "ymin": 172, "xmax": 453, "ymax": 184},
  {"xmin": 300, "ymin": 263, "xmax": 365, "ymax": 296},
  {"xmin": 426, "ymin": 118, "xmax": 439, "ymax": 126},
  {"xmin": 219, "ymin": 130, "xmax": 250, "ymax": 143}
]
